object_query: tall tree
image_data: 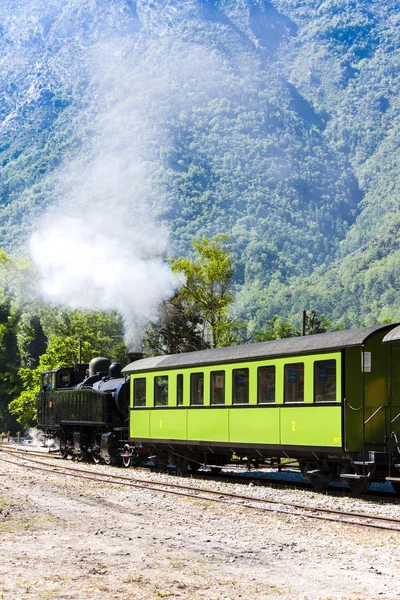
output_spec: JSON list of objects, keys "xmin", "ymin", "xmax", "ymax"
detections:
[
  {"xmin": 254, "ymin": 315, "xmax": 298, "ymax": 342},
  {"xmin": 303, "ymin": 309, "xmax": 331, "ymax": 335},
  {"xmin": 0, "ymin": 297, "xmax": 20, "ymax": 434},
  {"xmin": 9, "ymin": 309, "xmax": 127, "ymax": 427},
  {"xmin": 143, "ymin": 294, "xmax": 204, "ymax": 356},
  {"xmin": 171, "ymin": 235, "xmax": 235, "ymax": 349},
  {"xmin": 0, "ymin": 248, "xmax": 32, "ymax": 433}
]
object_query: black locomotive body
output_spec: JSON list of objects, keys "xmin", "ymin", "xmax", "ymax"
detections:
[{"xmin": 37, "ymin": 357, "xmax": 132, "ymax": 465}]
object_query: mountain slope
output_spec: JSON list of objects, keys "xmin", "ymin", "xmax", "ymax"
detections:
[{"xmin": 1, "ymin": 0, "xmax": 399, "ymax": 327}]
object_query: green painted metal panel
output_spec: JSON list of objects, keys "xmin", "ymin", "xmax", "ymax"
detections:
[
  {"xmin": 344, "ymin": 331, "xmax": 391, "ymax": 452},
  {"xmin": 130, "ymin": 350, "xmax": 344, "ymax": 448},
  {"xmin": 149, "ymin": 409, "xmax": 187, "ymax": 440},
  {"xmin": 187, "ymin": 408, "xmax": 229, "ymax": 441},
  {"xmin": 280, "ymin": 406, "xmax": 341, "ymax": 447},
  {"xmin": 229, "ymin": 407, "xmax": 280, "ymax": 444},
  {"xmin": 130, "ymin": 409, "xmax": 150, "ymax": 439},
  {"xmin": 130, "ymin": 352, "xmax": 342, "ymax": 409}
]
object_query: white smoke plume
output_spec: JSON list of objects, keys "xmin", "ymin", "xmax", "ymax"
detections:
[
  {"xmin": 29, "ymin": 18, "xmax": 235, "ymax": 348},
  {"xmin": 29, "ymin": 35, "xmax": 192, "ymax": 348},
  {"xmin": 30, "ymin": 211, "xmax": 178, "ymax": 345}
]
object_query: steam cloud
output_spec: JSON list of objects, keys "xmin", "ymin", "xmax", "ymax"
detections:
[
  {"xmin": 29, "ymin": 34, "xmax": 189, "ymax": 348},
  {"xmin": 30, "ymin": 211, "xmax": 177, "ymax": 346},
  {"xmin": 29, "ymin": 19, "xmax": 236, "ymax": 346}
]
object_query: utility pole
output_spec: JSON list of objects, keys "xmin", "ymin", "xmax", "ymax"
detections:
[
  {"xmin": 78, "ymin": 338, "xmax": 83, "ymax": 363},
  {"xmin": 302, "ymin": 310, "xmax": 307, "ymax": 336}
]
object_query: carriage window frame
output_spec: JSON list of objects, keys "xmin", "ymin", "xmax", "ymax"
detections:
[
  {"xmin": 134, "ymin": 378, "xmax": 147, "ymax": 407},
  {"xmin": 210, "ymin": 370, "xmax": 225, "ymax": 405},
  {"xmin": 314, "ymin": 359, "xmax": 336, "ymax": 403},
  {"xmin": 177, "ymin": 374, "xmax": 184, "ymax": 406},
  {"xmin": 257, "ymin": 365, "xmax": 276, "ymax": 404},
  {"xmin": 154, "ymin": 375, "xmax": 169, "ymax": 406},
  {"xmin": 190, "ymin": 372, "xmax": 204, "ymax": 406},
  {"xmin": 284, "ymin": 363, "xmax": 304, "ymax": 403},
  {"xmin": 57, "ymin": 370, "xmax": 71, "ymax": 388},
  {"xmin": 232, "ymin": 368, "xmax": 249, "ymax": 405}
]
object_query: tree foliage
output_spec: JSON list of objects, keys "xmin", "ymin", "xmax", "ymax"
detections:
[
  {"xmin": 170, "ymin": 235, "xmax": 235, "ymax": 349},
  {"xmin": 9, "ymin": 309, "xmax": 127, "ymax": 427},
  {"xmin": 143, "ymin": 294, "xmax": 205, "ymax": 356},
  {"xmin": 3, "ymin": 0, "xmax": 400, "ymax": 330}
]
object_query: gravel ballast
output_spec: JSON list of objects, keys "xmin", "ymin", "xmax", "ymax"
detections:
[{"xmin": 1, "ymin": 456, "xmax": 400, "ymax": 599}]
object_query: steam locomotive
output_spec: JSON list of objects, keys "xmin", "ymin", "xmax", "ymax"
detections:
[
  {"xmin": 37, "ymin": 322, "xmax": 400, "ymax": 495},
  {"xmin": 37, "ymin": 354, "xmax": 146, "ymax": 466}
]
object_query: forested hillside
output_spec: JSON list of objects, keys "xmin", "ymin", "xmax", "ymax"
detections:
[{"xmin": 1, "ymin": 0, "xmax": 400, "ymax": 328}]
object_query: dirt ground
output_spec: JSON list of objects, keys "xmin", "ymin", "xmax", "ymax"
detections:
[{"xmin": 1, "ymin": 456, "xmax": 400, "ymax": 600}]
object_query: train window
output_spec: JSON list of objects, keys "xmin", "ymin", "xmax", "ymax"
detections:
[
  {"xmin": 232, "ymin": 368, "xmax": 249, "ymax": 404},
  {"xmin": 154, "ymin": 376, "xmax": 169, "ymax": 406},
  {"xmin": 134, "ymin": 378, "xmax": 146, "ymax": 407},
  {"xmin": 177, "ymin": 374, "xmax": 184, "ymax": 406},
  {"xmin": 42, "ymin": 373, "xmax": 52, "ymax": 391},
  {"xmin": 57, "ymin": 370, "xmax": 71, "ymax": 388},
  {"xmin": 210, "ymin": 371, "xmax": 225, "ymax": 405},
  {"xmin": 190, "ymin": 373, "xmax": 204, "ymax": 406},
  {"xmin": 258, "ymin": 366, "xmax": 276, "ymax": 404},
  {"xmin": 314, "ymin": 360, "xmax": 336, "ymax": 402},
  {"xmin": 284, "ymin": 363, "xmax": 304, "ymax": 403}
]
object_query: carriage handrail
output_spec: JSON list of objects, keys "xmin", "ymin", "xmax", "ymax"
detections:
[
  {"xmin": 364, "ymin": 405, "xmax": 386, "ymax": 426},
  {"xmin": 390, "ymin": 409, "xmax": 400, "ymax": 425}
]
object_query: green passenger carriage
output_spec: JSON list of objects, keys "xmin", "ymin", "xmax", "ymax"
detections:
[{"xmin": 123, "ymin": 323, "xmax": 400, "ymax": 494}]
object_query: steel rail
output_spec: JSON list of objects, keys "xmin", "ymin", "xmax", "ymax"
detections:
[{"xmin": 1, "ymin": 450, "xmax": 400, "ymax": 533}]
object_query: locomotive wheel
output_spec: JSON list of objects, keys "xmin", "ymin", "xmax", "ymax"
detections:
[
  {"xmin": 59, "ymin": 431, "xmax": 68, "ymax": 459},
  {"xmin": 76, "ymin": 451, "xmax": 88, "ymax": 462},
  {"xmin": 122, "ymin": 444, "xmax": 131, "ymax": 468}
]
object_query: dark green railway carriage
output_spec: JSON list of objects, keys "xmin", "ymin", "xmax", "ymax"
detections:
[{"xmin": 123, "ymin": 323, "xmax": 400, "ymax": 493}]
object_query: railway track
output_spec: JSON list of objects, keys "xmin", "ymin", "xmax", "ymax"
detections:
[
  {"xmin": 1, "ymin": 446, "xmax": 400, "ymax": 533},
  {"xmin": 0, "ymin": 443, "xmax": 60, "ymax": 459},
  {"xmin": 1, "ymin": 442, "xmax": 399, "ymax": 499}
]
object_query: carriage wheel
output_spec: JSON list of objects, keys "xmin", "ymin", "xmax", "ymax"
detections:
[
  {"xmin": 309, "ymin": 477, "xmax": 329, "ymax": 492},
  {"xmin": 391, "ymin": 481, "xmax": 400, "ymax": 495},
  {"xmin": 210, "ymin": 467, "xmax": 222, "ymax": 475},
  {"xmin": 348, "ymin": 478, "xmax": 370, "ymax": 496},
  {"xmin": 304, "ymin": 461, "xmax": 330, "ymax": 492},
  {"xmin": 175, "ymin": 456, "xmax": 188, "ymax": 476}
]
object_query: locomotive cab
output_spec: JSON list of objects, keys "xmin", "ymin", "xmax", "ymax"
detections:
[{"xmin": 41, "ymin": 364, "xmax": 88, "ymax": 392}]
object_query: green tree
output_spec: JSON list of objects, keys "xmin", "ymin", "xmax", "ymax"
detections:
[
  {"xmin": 171, "ymin": 235, "xmax": 235, "ymax": 349},
  {"xmin": 303, "ymin": 309, "xmax": 331, "ymax": 335},
  {"xmin": 143, "ymin": 294, "xmax": 204, "ymax": 356},
  {"xmin": 254, "ymin": 315, "xmax": 298, "ymax": 342},
  {"xmin": 0, "ymin": 248, "xmax": 34, "ymax": 433},
  {"xmin": 0, "ymin": 298, "xmax": 20, "ymax": 434},
  {"xmin": 18, "ymin": 313, "xmax": 47, "ymax": 369},
  {"xmin": 9, "ymin": 309, "xmax": 127, "ymax": 427}
]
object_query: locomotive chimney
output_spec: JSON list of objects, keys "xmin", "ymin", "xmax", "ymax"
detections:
[{"xmin": 127, "ymin": 351, "xmax": 144, "ymax": 363}]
